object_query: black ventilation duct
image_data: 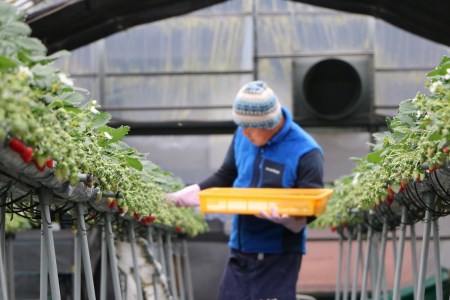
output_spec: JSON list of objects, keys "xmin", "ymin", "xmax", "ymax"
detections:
[{"xmin": 293, "ymin": 55, "xmax": 374, "ymax": 126}]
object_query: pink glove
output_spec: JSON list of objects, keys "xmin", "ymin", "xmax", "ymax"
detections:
[
  {"xmin": 166, "ymin": 184, "xmax": 200, "ymax": 207},
  {"xmin": 257, "ymin": 206, "xmax": 307, "ymax": 233}
]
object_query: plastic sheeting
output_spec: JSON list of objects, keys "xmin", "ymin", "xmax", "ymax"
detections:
[{"xmin": 50, "ymin": 0, "xmax": 450, "ymax": 185}]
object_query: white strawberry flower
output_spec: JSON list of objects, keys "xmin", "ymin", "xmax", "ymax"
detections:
[
  {"xmin": 430, "ymin": 80, "xmax": 442, "ymax": 93},
  {"xmin": 17, "ymin": 66, "xmax": 33, "ymax": 80},
  {"xmin": 103, "ymin": 132, "xmax": 113, "ymax": 140},
  {"xmin": 58, "ymin": 73, "xmax": 74, "ymax": 86},
  {"xmin": 90, "ymin": 106, "xmax": 100, "ymax": 114}
]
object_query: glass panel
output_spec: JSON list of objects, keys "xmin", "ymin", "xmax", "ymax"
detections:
[
  {"xmin": 124, "ymin": 130, "xmax": 371, "ymax": 185},
  {"xmin": 53, "ymin": 43, "xmax": 99, "ymax": 74},
  {"xmin": 256, "ymin": 0, "xmax": 298, "ymax": 12},
  {"xmin": 375, "ymin": 20, "xmax": 450, "ymax": 69},
  {"xmin": 104, "ymin": 16, "xmax": 253, "ymax": 72},
  {"xmin": 257, "ymin": 13, "xmax": 372, "ymax": 55},
  {"xmin": 71, "ymin": 76, "xmax": 99, "ymax": 103},
  {"xmin": 374, "ymin": 70, "xmax": 430, "ymax": 107},
  {"xmin": 124, "ymin": 135, "xmax": 234, "ymax": 184},
  {"xmin": 104, "ymin": 74, "xmax": 253, "ymax": 121},
  {"xmin": 7, "ymin": 0, "xmax": 65, "ymax": 14},
  {"xmin": 256, "ymin": 15, "xmax": 296, "ymax": 55},
  {"xmin": 375, "ymin": 108, "xmax": 398, "ymax": 118},
  {"xmin": 292, "ymin": 14, "xmax": 372, "ymax": 54},
  {"xmin": 192, "ymin": 0, "xmax": 252, "ymax": 14},
  {"xmin": 257, "ymin": 58, "xmax": 294, "ymax": 110},
  {"xmin": 308, "ymin": 129, "xmax": 372, "ymax": 183}
]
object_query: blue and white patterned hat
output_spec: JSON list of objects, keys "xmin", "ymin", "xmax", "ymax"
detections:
[{"xmin": 232, "ymin": 81, "xmax": 282, "ymax": 129}]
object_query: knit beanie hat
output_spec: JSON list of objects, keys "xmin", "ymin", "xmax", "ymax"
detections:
[{"xmin": 232, "ymin": 81, "xmax": 282, "ymax": 129}]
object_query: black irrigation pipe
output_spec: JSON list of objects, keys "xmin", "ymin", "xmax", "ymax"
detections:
[
  {"xmin": 0, "ymin": 181, "xmax": 14, "ymax": 197},
  {"xmin": 427, "ymin": 170, "xmax": 450, "ymax": 205},
  {"xmin": 0, "ymin": 189, "xmax": 35, "ymax": 208}
]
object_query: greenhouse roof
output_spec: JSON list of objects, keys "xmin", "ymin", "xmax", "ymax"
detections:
[{"xmin": 13, "ymin": 0, "xmax": 450, "ymax": 53}]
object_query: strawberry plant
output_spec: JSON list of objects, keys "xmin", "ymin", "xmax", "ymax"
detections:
[
  {"xmin": 314, "ymin": 56, "xmax": 450, "ymax": 228},
  {"xmin": 0, "ymin": 2, "xmax": 207, "ymax": 236}
]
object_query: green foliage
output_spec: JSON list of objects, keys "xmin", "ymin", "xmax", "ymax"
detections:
[
  {"xmin": 0, "ymin": 2, "xmax": 206, "ymax": 236},
  {"xmin": 314, "ymin": 55, "xmax": 450, "ymax": 228}
]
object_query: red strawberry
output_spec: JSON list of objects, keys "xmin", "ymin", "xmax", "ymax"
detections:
[
  {"xmin": 106, "ymin": 198, "xmax": 115, "ymax": 209},
  {"xmin": 8, "ymin": 137, "xmax": 25, "ymax": 154},
  {"xmin": 46, "ymin": 159, "xmax": 54, "ymax": 168},
  {"xmin": 134, "ymin": 212, "xmax": 141, "ymax": 221},
  {"xmin": 20, "ymin": 147, "xmax": 33, "ymax": 164},
  {"xmin": 428, "ymin": 165, "xmax": 439, "ymax": 173},
  {"xmin": 387, "ymin": 186, "xmax": 395, "ymax": 197},
  {"xmin": 399, "ymin": 180, "xmax": 407, "ymax": 193},
  {"xmin": 443, "ymin": 147, "xmax": 449, "ymax": 153},
  {"xmin": 386, "ymin": 195, "xmax": 394, "ymax": 205}
]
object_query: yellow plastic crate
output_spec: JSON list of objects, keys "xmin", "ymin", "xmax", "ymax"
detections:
[{"xmin": 198, "ymin": 188, "xmax": 333, "ymax": 216}]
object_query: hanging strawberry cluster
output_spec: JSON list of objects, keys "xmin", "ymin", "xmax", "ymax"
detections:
[
  {"xmin": 0, "ymin": 2, "xmax": 208, "ymax": 236},
  {"xmin": 314, "ymin": 56, "xmax": 450, "ymax": 229}
]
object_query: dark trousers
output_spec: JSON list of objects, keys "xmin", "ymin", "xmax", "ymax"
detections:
[{"xmin": 217, "ymin": 249, "xmax": 302, "ymax": 300}]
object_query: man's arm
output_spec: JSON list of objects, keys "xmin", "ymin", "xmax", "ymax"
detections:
[
  {"xmin": 295, "ymin": 149, "xmax": 324, "ymax": 223},
  {"xmin": 295, "ymin": 149, "xmax": 324, "ymax": 188}
]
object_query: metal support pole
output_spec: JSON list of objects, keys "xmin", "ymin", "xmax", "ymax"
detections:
[
  {"xmin": 392, "ymin": 206, "xmax": 407, "ymax": 300},
  {"xmin": 100, "ymin": 223, "xmax": 108, "ymax": 300},
  {"xmin": 360, "ymin": 224, "xmax": 373, "ymax": 300},
  {"xmin": 5, "ymin": 236, "xmax": 15, "ymax": 300},
  {"xmin": 73, "ymin": 230, "xmax": 81, "ymax": 300},
  {"xmin": 335, "ymin": 233, "xmax": 344, "ymax": 300},
  {"xmin": 182, "ymin": 239, "xmax": 194, "ymax": 300},
  {"xmin": 166, "ymin": 233, "xmax": 178, "ymax": 300},
  {"xmin": 105, "ymin": 213, "xmax": 123, "ymax": 300},
  {"xmin": 128, "ymin": 222, "xmax": 143, "ymax": 300},
  {"xmin": 38, "ymin": 187, "xmax": 61, "ymax": 300},
  {"xmin": 432, "ymin": 218, "xmax": 443, "ymax": 300},
  {"xmin": 145, "ymin": 226, "xmax": 163, "ymax": 300},
  {"xmin": 0, "ymin": 193, "xmax": 8, "ymax": 300},
  {"xmin": 174, "ymin": 239, "xmax": 186, "ymax": 300},
  {"xmin": 147, "ymin": 226, "xmax": 155, "ymax": 251},
  {"xmin": 343, "ymin": 227, "xmax": 353, "ymax": 300},
  {"xmin": 0, "ymin": 249, "xmax": 6, "ymax": 300},
  {"xmin": 40, "ymin": 222, "xmax": 48, "ymax": 300},
  {"xmin": 391, "ymin": 229, "xmax": 398, "ymax": 265},
  {"xmin": 0, "ymin": 193, "xmax": 5, "ymax": 265},
  {"xmin": 157, "ymin": 229, "xmax": 167, "ymax": 277},
  {"xmin": 410, "ymin": 224, "xmax": 418, "ymax": 299},
  {"xmin": 0, "ymin": 225, "xmax": 7, "ymax": 299},
  {"xmin": 76, "ymin": 203, "xmax": 96, "ymax": 300},
  {"xmin": 351, "ymin": 224, "xmax": 363, "ymax": 300},
  {"xmin": 370, "ymin": 233, "xmax": 379, "ymax": 300},
  {"xmin": 416, "ymin": 194, "xmax": 434, "ymax": 300},
  {"xmin": 374, "ymin": 222, "xmax": 388, "ymax": 300}
]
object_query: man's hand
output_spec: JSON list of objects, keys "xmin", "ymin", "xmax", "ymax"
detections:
[
  {"xmin": 166, "ymin": 184, "xmax": 200, "ymax": 207},
  {"xmin": 257, "ymin": 206, "xmax": 307, "ymax": 233}
]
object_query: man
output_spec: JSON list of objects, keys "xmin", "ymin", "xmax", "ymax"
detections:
[{"xmin": 167, "ymin": 80, "xmax": 324, "ymax": 300}]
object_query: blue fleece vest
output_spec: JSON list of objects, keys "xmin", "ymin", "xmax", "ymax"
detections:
[{"xmin": 229, "ymin": 107, "xmax": 321, "ymax": 254}]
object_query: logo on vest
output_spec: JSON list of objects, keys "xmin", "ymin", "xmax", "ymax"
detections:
[{"xmin": 265, "ymin": 167, "xmax": 280, "ymax": 175}]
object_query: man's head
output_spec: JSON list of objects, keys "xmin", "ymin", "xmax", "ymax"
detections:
[{"xmin": 232, "ymin": 81, "xmax": 284, "ymax": 146}]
